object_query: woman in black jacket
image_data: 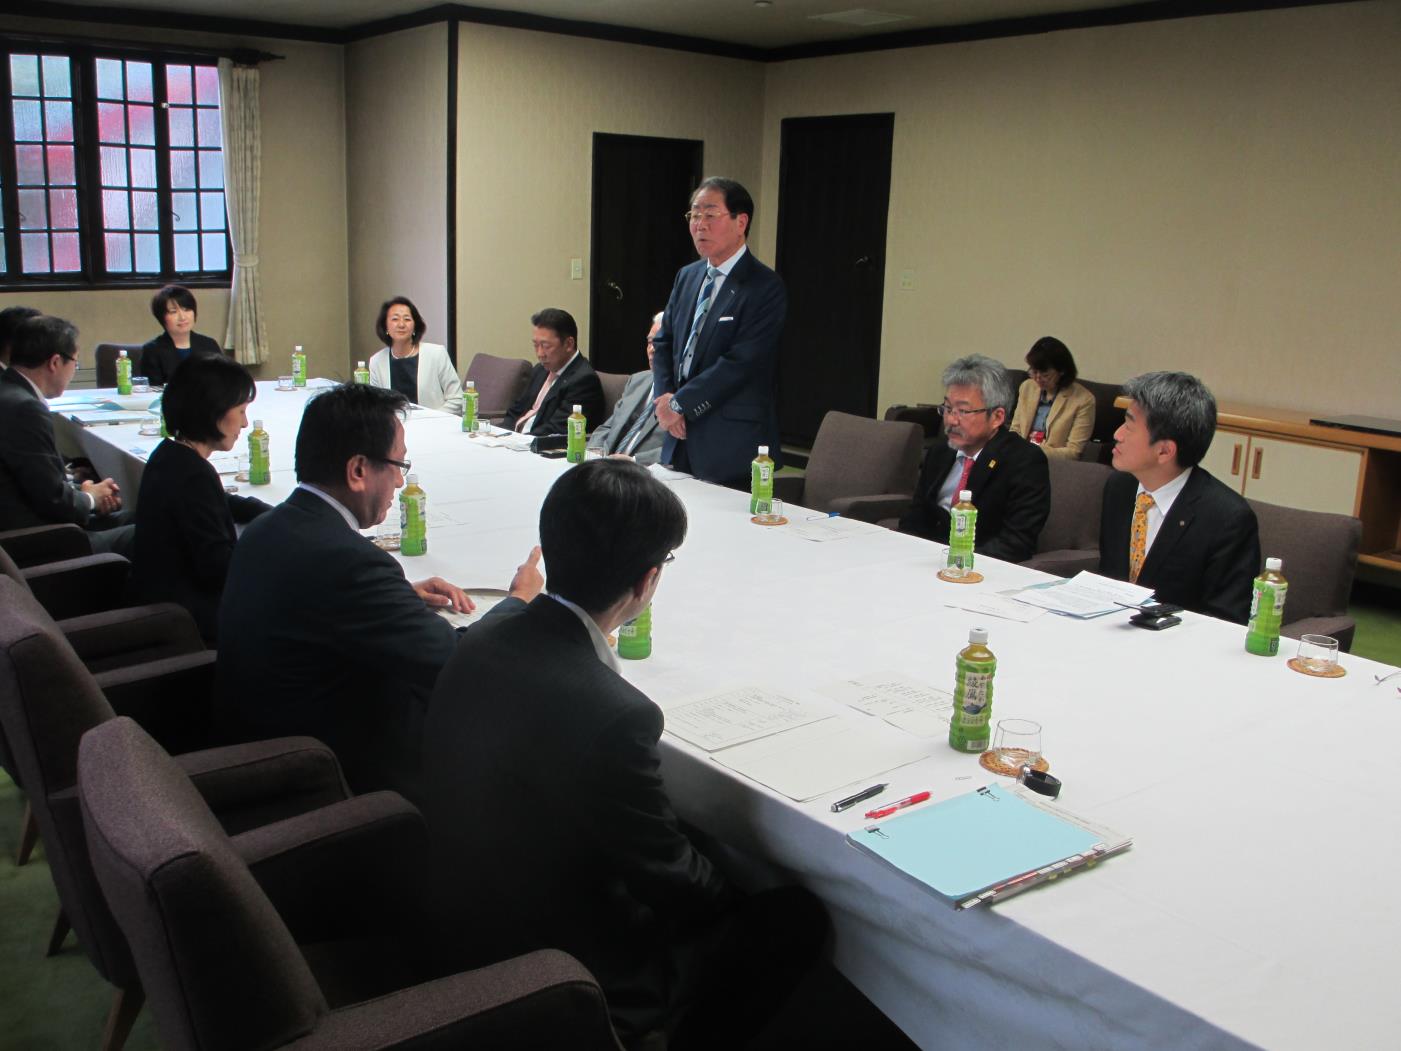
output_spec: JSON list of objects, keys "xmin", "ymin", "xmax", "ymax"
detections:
[
  {"xmin": 141, "ymin": 284, "xmax": 223, "ymax": 386},
  {"xmin": 128, "ymin": 354, "xmax": 270, "ymax": 642}
]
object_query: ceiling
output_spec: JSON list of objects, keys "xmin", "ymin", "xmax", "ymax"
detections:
[{"xmin": 39, "ymin": 0, "xmax": 1166, "ymax": 50}]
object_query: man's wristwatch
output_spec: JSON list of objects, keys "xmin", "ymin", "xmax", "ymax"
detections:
[{"xmin": 669, "ymin": 397, "xmax": 684, "ymax": 417}]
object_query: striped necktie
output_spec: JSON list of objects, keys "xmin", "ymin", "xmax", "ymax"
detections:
[
  {"xmin": 1128, "ymin": 491, "xmax": 1155, "ymax": 583},
  {"xmin": 678, "ymin": 266, "xmax": 721, "ymax": 381}
]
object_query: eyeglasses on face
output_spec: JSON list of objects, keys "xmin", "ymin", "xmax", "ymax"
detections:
[
  {"xmin": 373, "ymin": 456, "xmax": 412, "ymax": 477},
  {"xmin": 683, "ymin": 209, "xmax": 733, "ymax": 225},
  {"xmin": 936, "ymin": 404, "xmax": 992, "ymax": 420}
]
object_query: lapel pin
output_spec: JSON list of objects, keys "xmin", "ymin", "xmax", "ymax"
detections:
[{"xmin": 987, "ymin": 459, "xmax": 997, "ymax": 470}]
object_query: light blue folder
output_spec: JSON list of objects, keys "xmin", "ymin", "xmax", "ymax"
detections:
[{"xmin": 847, "ymin": 783, "xmax": 1130, "ymax": 909}]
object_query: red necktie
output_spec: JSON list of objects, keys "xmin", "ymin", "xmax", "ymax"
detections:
[{"xmin": 955, "ymin": 454, "xmax": 975, "ymax": 495}]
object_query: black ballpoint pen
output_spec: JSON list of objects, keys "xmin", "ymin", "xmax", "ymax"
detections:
[{"xmin": 831, "ymin": 783, "xmax": 888, "ymax": 813}]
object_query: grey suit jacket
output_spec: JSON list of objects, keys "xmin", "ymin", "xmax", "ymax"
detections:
[{"xmin": 587, "ymin": 370, "xmax": 664, "ymax": 465}]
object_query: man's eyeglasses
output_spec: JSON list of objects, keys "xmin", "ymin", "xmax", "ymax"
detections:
[
  {"xmin": 660, "ymin": 552, "xmax": 676, "ymax": 568},
  {"xmin": 937, "ymin": 404, "xmax": 992, "ymax": 420},
  {"xmin": 374, "ymin": 456, "xmax": 412, "ymax": 477},
  {"xmin": 683, "ymin": 209, "xmax": 732, "ymax": 225}
]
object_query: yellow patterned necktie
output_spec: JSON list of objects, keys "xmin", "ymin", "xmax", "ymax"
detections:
[{"xmin": 1128, "ymin": 491, "xmax": 1155, "ymax": 583}]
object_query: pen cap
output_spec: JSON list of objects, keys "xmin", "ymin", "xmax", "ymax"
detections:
[{"xmin": 968, "ymin": 627, "xmax": 988, "ymax": 645}]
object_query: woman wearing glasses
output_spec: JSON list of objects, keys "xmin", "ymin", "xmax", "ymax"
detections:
[
  {"xmin": 368, "ymin": 295, "xmax": 464, "ymax": 415},
  {"xmin": 127, "ymin": 353, "xmax": 271, "ymax": 642},
  {"xmin": 1008, "ymin": 336, "xmax": 1096, "ymax": 460}
]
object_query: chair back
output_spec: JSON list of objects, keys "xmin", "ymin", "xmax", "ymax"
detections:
[
  {"xmin": 0, "ymin": 577, "xmax": 132, "ymax": 985},
  {"xmin": 803, "ymin": 412, "xmax": 924, "ymax": 512},
  {"xmin": 79, "ymin": 717, "xmax": 327, "ymax": 1051},
  {"xmin": 1036, "ymin": 458, "xmax": 1113, "ymax": 554},
  {"xmin": 883, "ymin": 403, "xmax": 942, "ymax": 443},
  {"xmin": 95, "ymin": 343, "xmax": 146, "ymax": 388},
  {"xmin": 464, "ymin": 352, "xmax": 532, "ymax": 419},
  {"xmin": 595, "ymin": 370, "xmax": 630, "ymax": 416},
  {"xmin": 1248, "ymin": 499, "xmax": 1361, "ymax": 623}
]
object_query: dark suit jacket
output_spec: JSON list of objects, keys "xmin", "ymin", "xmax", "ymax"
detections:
[
  {"xmin": 0, "ymin": 368, "xmax": 92, "ymax": 531},
  {"xmin": 899, "ymin": 427, "xmax": 1051, "ymax": 563},
  {"xmin": 127, "ymin": 439, "xmax": 270, "ymax": 642},
  {"xmin": 1100, "ymin": 467, "xmax": 1261, "ymax": 624},
  {"xmin": 424, "ymin": 595, "xmax": 729, "ymax": 1040},
  {"xmin": 651, "ymin": 249, "xmax": 786, "ymax": 486},
  {"xmin": 140, "ymin": 331, "xmax": 223, "ymax": 386},
  {"xmin": 500, "ymin": 353, "xmax": 605, "ymax": 435},
  {"xmin": 217, "ymin": 487, "xmax": 520, "ymax": 797}
]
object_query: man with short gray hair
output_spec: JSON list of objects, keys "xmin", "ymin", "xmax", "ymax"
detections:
[
  {"xmin": 899, "ymin": 353, "xmax": 1050, "ymax": 563},
  {"xmin": 1100, "ymin": 371, "xmax": 1259, "ymax": 623}
]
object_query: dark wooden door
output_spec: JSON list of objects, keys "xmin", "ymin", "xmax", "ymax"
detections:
[
  {"xmin": 775, "ymin": 114, "xmax": 894, "ymax": 446},
  {"xmin": 589, "ymin": 134, "xmax": 702, "ymax": 374}
]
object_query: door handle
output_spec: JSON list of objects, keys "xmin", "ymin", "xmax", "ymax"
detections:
[
  {"xmin": 1251, "ymin": 447, "xmax": 1263, "ymax": 480},
  {"xmin": 605, "ymin": 281, "xmax": 623, "ymax": 302},
  {"xmin": 1230, "ymin": 443, "xmax": 1242, "ymax": 477},
  {"xmin": 854, "ymin": 255, "xmax": 871, "ymax": 269}
]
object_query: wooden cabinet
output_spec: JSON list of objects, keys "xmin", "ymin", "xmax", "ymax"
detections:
[{"xmin": 1204, "ymin": 429, "xmax": 1364, "ymax": 516}]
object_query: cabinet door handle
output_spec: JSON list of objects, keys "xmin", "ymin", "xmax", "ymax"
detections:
[
  {"xmin": 1251, "ymin": 448, "xmax": 1263, "ymax": 480},
  {"xmin": 1231, "ymin": 443, "xmax": 1242, "ymax": 476}
]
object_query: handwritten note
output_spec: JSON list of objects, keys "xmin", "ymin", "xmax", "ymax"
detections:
[{"xmin": 663, "ymin": 687, "xmax": 829, "ymax": 752}]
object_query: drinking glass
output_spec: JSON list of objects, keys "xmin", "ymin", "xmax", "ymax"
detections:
[
  {"xmin": 990, "ymin": 718, "xmax": 1042, "ymax": 771},
  {"xmin": 1296, "ymin": 634, "xmax": 1339, "ymax": 675}
]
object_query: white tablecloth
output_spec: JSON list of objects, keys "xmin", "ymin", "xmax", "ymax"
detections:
[{"xmin": 60, "ymin": 382, "xmax": 1401, "ymax": 1050}]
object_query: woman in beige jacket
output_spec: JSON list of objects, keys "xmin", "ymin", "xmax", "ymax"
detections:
[{"xmin": 1009, "ymin": 336, "xmax": 1096, "ymax": 460}]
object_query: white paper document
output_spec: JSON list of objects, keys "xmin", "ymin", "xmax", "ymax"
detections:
[
  {"xmin": 817, "ymin": 673, "xmax": 954, "ymax": 737},
  {"xmin": 435, "ymin": 589, "xmax": 512, "ymax": 628},
  {"xmin": 786, "ymin": 516, "xmax": 879, "ymax": 543},
  {"xmin": 473, "ymin": 430, "xmax": 536, "ymax": 451},
  {"xmin": 1009, "ymin": 571, "xmax": 1154, "ymax": 618},
  {"xmin": 712, "ymin": 717, "xmax": 930, "ymax": 801},
  {"xmin": 663, "ymin": 687, "xmax": 830, "ymax": 752},
  {"xmin": 944, "ymin": 593, "xmax": 1047, "ymax": 623}
]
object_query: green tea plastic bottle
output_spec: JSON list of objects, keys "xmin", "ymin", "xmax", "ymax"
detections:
[
  {"xmin": 566, "ymin": 404, "xmax": 587, "ymax": 463},
  {"xmin": 750, "ymin": 445, "xmax": 774, "ymax": 514},
  {"xmin": 949, "ymin": 627, "xmax": 996, "ymax": 753},
  {"xmin": 115, "ymin": 350, "xmax": 132, "ymax": 395},
  {"xmin": 618, "ymin": 603, "xmax": 653, "ymax": 660},
  {"xmin": 400, "ymin": 473, "xmax": 427, "ymax": 556},
  {"xmin": 248, "ymin": 420, "xmax": 270, "ymax": 485},
  {"xmin": 462, "ymin": 381, "xmax": 478, "ymax": 432},
  {"xmin": 353, "ymin": 360, "xmax": 370, "ymax": 385},
  {"xmin": 292, "ymin": 344, "xmax": 307, "ymax": 387},
  {"xmin": 1245, "ymin": 557, "xmax": 1288, "ymax": 656},
  {"xmin": 947, "ymin": 489, "xmax": 977, "ymax": 577}
]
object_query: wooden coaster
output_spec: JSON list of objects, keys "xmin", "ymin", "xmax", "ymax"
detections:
[
  {"xmin": 979, "ymin": 749, "xmax": 1050, "ymax": 778},
  {"xmin": 750, "ymin": 515, "xmax": 789, "ymax": 527},
  {"xmin": 371, "ymin": 534, "xmax": 401, "ymax": 552},
  {"xmin": 937, "ymin": 569, "xmax": 984, "ymax": 584},
  {"xmin": 1287, "ymin": 657, "xmax": 1347, "ymax": 678}
]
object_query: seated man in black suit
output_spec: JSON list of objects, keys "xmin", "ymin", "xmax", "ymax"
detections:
[
  {"xmin": 0, "ymin": 314, "xmax": 134, "ymax": 555},
  {"xmin": 501, "ymin": 307, "xmax": 606, "ymax": 436},
  {"xmin": 217, "ymin": 383, "xmax": 542, "ymax": 799},
  {"xmin": 1100, "ymin": 371, "xmax": 1260, "ymax": 623},
  {"xmin": 424, "ymin": 459, "xmax": 825, "ymax": 1049},
  {"xmin": 899, "ymin": 353, "xmax": 1050, "ymax": 563}
]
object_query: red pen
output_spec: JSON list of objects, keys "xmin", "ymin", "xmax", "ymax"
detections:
[{"xmin": 865, "ymin": 791, "xmax": 931, "ymax": 820}]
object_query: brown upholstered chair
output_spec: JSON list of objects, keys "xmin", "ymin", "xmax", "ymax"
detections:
[
  {"xmin": 0, "ymin": 522, "xmax": 95, "ymax": 568},
  {"xmin": 0, "ymin": 537, "xmax": 129, "ymax": 622},
  {"xmin": 773, "ymin": 411, "xmax": 924, "ymax": 523},
  {"xmin": 79, "ymin": 716, "xmax": 625, "ymax": 1051},
  {"xmin": 884, "ymin": 402, "xmax": 943, "ymax": 449},
  {"xmin": 1021, "ymin": 459, "xmax": 1114, "ymax": 577},
  {"xmin": 1248, "ymin": 499, "xmax": 1362, "ymax": 651},
  {"xmin": 595, "ymin": 370, "xmax": 631, "ymax": 425},
  {"xmin": 1077, "ymin": 378, "xmax": 1126, "ymax": 465},
  {"xmin": 95, "ymin": 343, "xmax": 146, "ymax": 388},
  {"xmin": 0, "ymin": 577, "xmax": 350, "ymax": 1051},
  {"xmin": 463, "ymin": 352, "xmax": 532, "ymax": 423}
]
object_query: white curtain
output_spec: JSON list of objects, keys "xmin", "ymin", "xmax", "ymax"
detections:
[{"xmin": 218, "ymin": 58, "xmax": 268, "ymax": 365}]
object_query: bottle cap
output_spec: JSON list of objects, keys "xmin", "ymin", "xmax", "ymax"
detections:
[
  {"xmin": 406, "ymin": 473, "xmax": 418, "ymax": 485},
  {"xmin": 1265, "ymin": 557, "xmax": 1282, "ymax": 571},
  {"xmin": 758, "ymin": 445, "xmax": 769, "ymax": 455},
  {"xmin": 573, "ymin": 404, "xmax": 581, "ymax": 412},
  {"xmin": 253, "ymin": 419, "xmax": 263, "ymax": 428},
  {"xmin": 357, "ymin": 360, "xmax": 365, "ymax": 367},
  {"xmin": 294, "ymin": 345, "xmax": 303, "ymax": 352},
  {"xmin": 118, "ymin": 349, "xmax": 127, "ymax": 357},
  {"xmin": 959, "ymin": 489, "xmax": 973, "ymax": 502},
  {"xmin": 466, "ymin": 380, "xmax": 475, "ymax": 389},
  {"xmin": 968, "ymin": 627, "xmax": 989, "ymax": 644}
]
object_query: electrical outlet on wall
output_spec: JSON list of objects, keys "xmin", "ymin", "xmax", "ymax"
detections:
[
  {"xmin": 899, "ymin": 269, "xmax": 915, "ymax": 291},
  {"xmin": 570, "ymin": 258, "xmax": 583, "ymax": 280}
]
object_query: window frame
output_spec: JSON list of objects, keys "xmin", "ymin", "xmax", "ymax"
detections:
[{"xmin": 0, "ymin": 38, "xmax": 231, "ymax": 292}]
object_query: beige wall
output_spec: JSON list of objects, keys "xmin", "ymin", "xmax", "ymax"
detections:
[
  {"xmin": 758, "ymin": 1, "xmax": 1401, "ymax": 419},
  {"xmin": 454, "ymin": 25, "xmax": 765, "ymax": 366},
  {"xmin": 345, "ymin": 23, "xmax": 448, "ymax": 370},
  {"xmin": 0, "ymin": 19, "xmax": 349, "ymax": 380}
]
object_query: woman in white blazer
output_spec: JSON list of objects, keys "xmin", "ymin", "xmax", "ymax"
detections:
[{"xmin": 369, "ymin": 296, "xmax": 464, "ymax": 415}]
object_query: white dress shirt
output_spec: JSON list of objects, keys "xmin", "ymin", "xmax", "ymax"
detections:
[
  {"xmin": 297, "ymin": 483, "xmax": 361, "ymax": 531},
  {"xmin": 1137, "ymin": 466, "xmax": 1193, "ymax": 555},
  {"xmin": 547, "ymin": 592, "xmax": 621, "ymax": 673}
]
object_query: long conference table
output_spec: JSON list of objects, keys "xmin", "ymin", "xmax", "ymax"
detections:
[{"xmin": 56, "ymin": 380, "xmax": 1401, "ymax": 1050}]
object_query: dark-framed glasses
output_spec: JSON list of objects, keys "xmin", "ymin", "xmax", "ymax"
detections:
[
  {"xmin": 374, "ymin": 456, "xmax": 412, "ymax": 477},
  {"xmin": 936, "ymin": 404, "xmax": 992, "ymax": 420}
]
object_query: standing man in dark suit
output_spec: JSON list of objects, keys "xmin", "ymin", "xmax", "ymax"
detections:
[
  {"xmin": 218, "ymin": 383, "xmax": 542, "ymax": 799},
  {"xmin": 651, "ymin": 177, "xmax": 786, "ymax": 487},
  {"xmin": 1100, "ymin": 371, "xmax": 1260, "ymax": 623},
  {"xmin": 0, "ymin": 314, "xmax": 134, "ymax": 555},
  {"xmin": 424, "ymin": 459, "xmax": 825, "ymax": 1049},
  {"xmin": 900, "ymin": 353, "xmax": 1050, "ymax": 563},
  {"xmin": 588, "ymin": 312, "xmax": 666, "ymax": 465},
  {"xmin": 501, "ymin": 307, "xmax": 606, "ymax": 435}
]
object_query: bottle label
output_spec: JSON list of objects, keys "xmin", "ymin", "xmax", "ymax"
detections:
[
  {"xmin": 955, "ymin": 670, "xmax": 993, "ymax": 723},
  {"xmin": 463, "ymin": 391, "xmax": 478, "ymax": 431},
  {"xmin": 400, "ymin": 492, "xmax": 427, "ymax": 554},
  {"xmin": 292, "ymin": 353, "xmax": 306, "ymax": 386},
  {"xmin": 952, "ymin": 510, "xmax": 973, "ymax": 538}
]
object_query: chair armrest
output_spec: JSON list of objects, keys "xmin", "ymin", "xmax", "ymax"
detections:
[
  {"xmin": 176, "ymin": 737, "xmax": 350, "ymax": 836},
  {"xmin": 1282, "ymin": 617, "xmax": 1356, "ymax": 654},
  {"xmin": 235, "ymin": 792, "xmax": 429, "ymax": 943},
  {"xmin": 1020, "ymin": 550, "xmax": 1101, "ymax": 578},
  {"xmin": 0, "ymin": 524, "xmax": 92, "ymax": 566},
  {"xmin": 59, "ymin": 603, "xmax": 205, "ymax": 673},
  {"xmin": 771, "ymin": 475, "xmax": 805, "ymax": 504},
  {"xmin": 291, "ymin": 950, "xmax": 622, "ymax": 1051},
  {"xmin": 23, "ymin": 554, "xmax": 130, "ymax": 620},
  {"xmin": 93, "ymin": 650, "xmax": 217, "ymax": 754},
  {"xmin": 830, "ymin": 494, "xmax": 913, "ymax": 523}
]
